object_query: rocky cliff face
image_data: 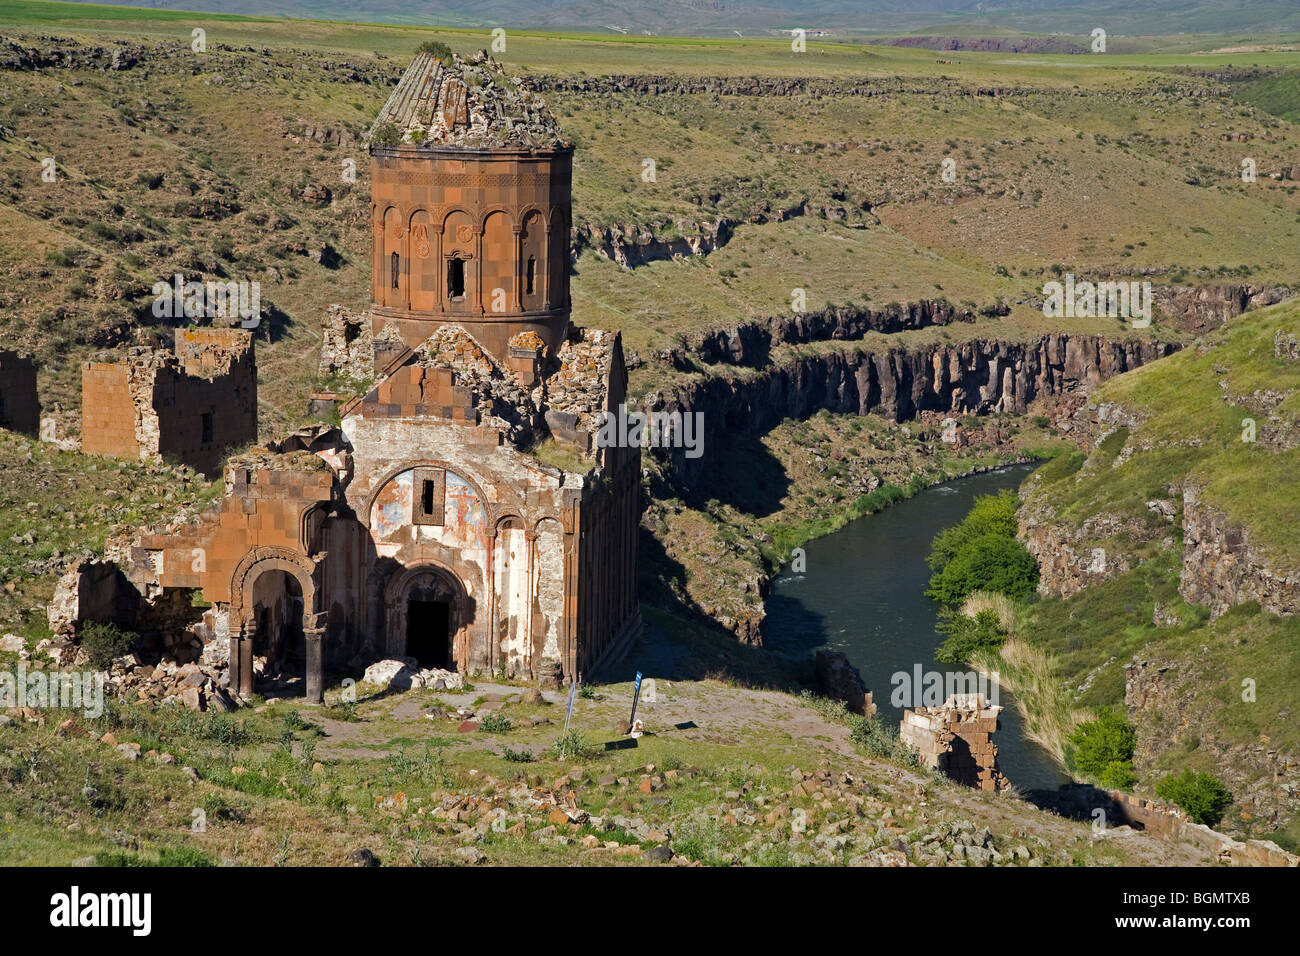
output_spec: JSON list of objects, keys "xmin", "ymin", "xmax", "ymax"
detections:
[
  {"xmin": 1126, "ymin": 656, "xmax": 1300, "ymax": 838},
  {"xmin": 1153, "ymin": 284, "xmax": 1293, "ymax": 334},
  {"xmin": 1180, "ymin": 487, "xmax": 1300, "ymax": 618},
  {"xmin": 639, "ymin": 333, "xmax": 1176, "ymax": 488},
  {"xmin": 573, "ymin": 218, "xmax": 736, "ymax": 269},
  {"xmin": 673, "ymin": 299, "xmax": 987, "ymax": 367}
]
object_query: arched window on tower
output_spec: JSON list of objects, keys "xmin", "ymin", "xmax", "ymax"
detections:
[
  {"xmin": 390, "ymin": 252, "xmax": 400, "ymax": 290},
  {"xmin": 525, "ymin": 256, "xmax": 536, "ymax": 296},
  {"xmin": 447, "ymin": 257, "xmax": 466, "ymax": 300}
]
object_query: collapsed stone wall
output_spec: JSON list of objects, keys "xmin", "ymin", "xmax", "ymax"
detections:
[
  {"xmin": 81, "ymin": 329, "xmax": 257, "ymax": 477},
  {"xmin": 319, "ymin": 304, "xmax": 376, "ymax": 383},
  {"xmin": 1036, "ymin": 784, "xmax": 1299, "ymax": 865},
  {"xmin": 900, "ymin": 694, "xmax": 1007, "ymax": 791},
  {"xmin": 0, "ymin": 350, "xmax": 40, "ymax": 434}
]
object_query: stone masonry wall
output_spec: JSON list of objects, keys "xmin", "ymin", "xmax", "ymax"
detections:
[
  {"xmin": 901, "ymin": 694, "xmax": 1007, "ymax": 791},
  {"xmin": 81, "ymin": 329, "xmax": 257, "ymax": 477}
]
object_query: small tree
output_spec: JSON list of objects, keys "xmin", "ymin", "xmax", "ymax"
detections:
[
  {"xmin": 1068, "ymin": 706, "xmax": 1136, "ymax": 785},
  {"xmin": 1156, "ymin": 769, "xmax": 1232, "ymax": 827},
  {"xmin": 925, "ymin": 533, "xmax": 1039, "ymax": 606}
]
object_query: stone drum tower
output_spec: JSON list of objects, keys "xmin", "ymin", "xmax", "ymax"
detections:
[{"xmin": 369, "ymin": 49, "xmax": 573, "ymax": 365}]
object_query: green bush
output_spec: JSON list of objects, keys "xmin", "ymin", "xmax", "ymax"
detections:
[
  {"xmin": 415, "ymin": 40, "xmax": 453, "ymax": 62},
  {"xmin": 371, "ymin": 120, "xmax": 401, "ymax": 147},
  {"xmin": 934, "ymin": 609, "xmax": 1008, "ymax": 664},
  {"xmin": 548, "ymin": 729, "xmax": 595, "ymax": 760},
  {"xmin": 1098, "ymin": 760, "xmax": 1138, "ymax": 790},
  {"xmin": 925, "ymin": 491, "xmax": 1039, "ymax": 607},
  {"xmin": 926, "ymin": 533, "xmax": 1039, "ymax": 606},
  {"xmin": 1156, "ymin": 769, "xmax": 1232, "ymax": 827},
  {"xmin": 926, "ymin": 491, "xmax": 1020, "ymax": 571},
  {"xmin": 1067, "ymin": 706, "xmax": 1136, "ymax": 786},
  {"xmin": 478, "ymin": 712, "xmax": 513, "ymax": 734},
  {"xmin": 76, "ymin": 620, "xmax": 138, "ymax": 668}
]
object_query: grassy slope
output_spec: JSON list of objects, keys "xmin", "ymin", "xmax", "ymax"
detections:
[
  {"xmin": 1028, "ymin": 300, "xmax": 1300, "ymax": 565},
  {"xmin": 1012, "ymin": 302, "xmax": 1300, "ymax": 842},
  {"xmin": 0, "ymin": 627, "xmax": 1204, "ymax": 866},
  {"xmin": 4, "ymin": 3, "xmax": 1300, "ymax": 417}
]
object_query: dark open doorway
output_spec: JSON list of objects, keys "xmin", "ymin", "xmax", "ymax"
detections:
[
  {"xmin": 407, "ymin": 598, "xmax": 451, "ymax": 670},
  {"xmin": 252, "ymin": 569, "xmax": 305, "ymax": 696}
]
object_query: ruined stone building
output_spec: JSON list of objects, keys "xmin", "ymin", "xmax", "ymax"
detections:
[
  {"xmin": 900, "ymin": 694, "xmax": 1007, "ymax": 792},
  {"xmin": 0, "ymin": 350, "xmax": 40, "ymax": 434},
  {"xmin": 81, "ymin": 328, "xmax": 257, "ymax": 477},
  {"xmin": 107, "ymin": 50, "xmax": 641, "ymax": 703}
]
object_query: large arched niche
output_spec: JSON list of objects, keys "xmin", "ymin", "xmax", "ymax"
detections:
[{"xmin": 364, "ymin": 463, "xmax": 489, "ymax": 551}]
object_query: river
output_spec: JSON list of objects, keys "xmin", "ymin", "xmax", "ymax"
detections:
[{"xmin": 765, "ymin": 463, "xmax": 1069, "ymax": 791}]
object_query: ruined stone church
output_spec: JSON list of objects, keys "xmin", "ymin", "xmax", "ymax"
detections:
[{"xmin": 108, "ymin": 50, "xmax": 641, "ymax": 702}]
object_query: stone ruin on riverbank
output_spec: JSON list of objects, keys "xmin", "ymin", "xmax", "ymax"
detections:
[{"xmin": 900, "ymin": 693, "xmax": 1007, "ymax": 792}]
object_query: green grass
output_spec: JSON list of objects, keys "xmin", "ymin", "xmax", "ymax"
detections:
[{"xmin": 1029, "ymin": 302, "xmax": 1300, "ymax": 569}]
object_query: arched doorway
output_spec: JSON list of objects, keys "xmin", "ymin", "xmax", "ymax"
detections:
[
  {"xmin": 384, "ymin": 564, "xmax": 469, "ymax": 671},
  {"xmin": 251, "ymin": 569, "xmax": 305, "ymax": 694},
  {"xmin": 230, "ymin": 548, "xmax": 323, "ymax": 702}
]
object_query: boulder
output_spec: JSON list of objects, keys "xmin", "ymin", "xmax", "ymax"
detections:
[{"xmin": 362, "ymin": 658, "xmax": 419, "ymax": 690}]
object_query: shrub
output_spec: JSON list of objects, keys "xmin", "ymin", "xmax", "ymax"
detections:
[
  {"xmin": 548, "ymin": 729, "xmax": 595, "ymax": 760},
  {"xmin": 935, "ymin": 609, "xmax": 1008, "ymax": 665},
  {"xmin": 1098, "ymin": 760, "xmax": 1138, "ymax": 790},
  {"xmin": 501, "ymin": 746, "xmax": 534, "ymax": 763},
  {"xmin": 371, "ymin": 120, "xmax": 401, "ymax": 147},
  {"xmin": 926, "ymin": 491, "xmax": 1020, "ymax": 571},
  {"xmin": 415, "ymin": 40, "xmax": 453, "ymax": 62},
  {"xmin": 1156, "ymin": 769, "xmax": 1232, "ymax": 827},
  {"xmin": 926, "ymin": 533, "xmax": 1039, "ymax": 606},
  {"xmin": 1067, "ymin": 706, "xmax": 1136, "ymax": 785},
  {"xmin": 479, "ymin": 712, "xmax": 512, "ymax": 734},
  {"xmin": 925, "ymin": 491, "xmax": 1039, "ymax": 607},
  {"xmin": 76, "ymin": 620, "xmax": 137, "ymax": 668}
]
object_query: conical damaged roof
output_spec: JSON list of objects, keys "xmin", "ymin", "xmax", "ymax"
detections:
[{"xmin": 372, "ymin": 49, "xmax": 568, "ymax": 150}]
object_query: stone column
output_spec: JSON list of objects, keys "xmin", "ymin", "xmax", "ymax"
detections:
[
  {"xmin": 237, "ymin": 622, "xmax": 255, "ymax": 698},
  {"xmin": 228, "ymin": 628, "xmax": 243, "ymax": 697},
  {"xmin": 305, "ymin": 627, "xmax": 324, "ymax": 705}
]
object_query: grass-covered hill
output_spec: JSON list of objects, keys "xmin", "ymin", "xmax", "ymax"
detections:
[
  {"xmin": 3, "ymin": 0, "xmax": 1300, "ymax": 659},
  {"xmin": 1011, "ymin": 300, "xmax": 1300, "ymax": 846},
  {"xmin": 3, "ymin": 2, "xmax": 1300, "ymax": 422}
]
